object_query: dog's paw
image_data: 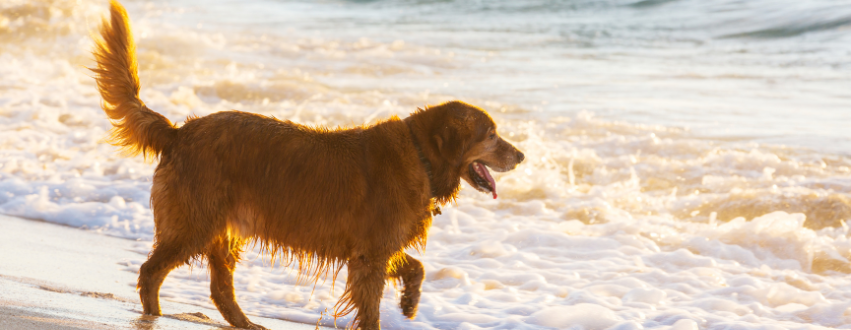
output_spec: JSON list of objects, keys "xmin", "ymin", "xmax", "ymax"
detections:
[
  {"xmin": 401, "ymin": 306, "xmax": 417, "ymax": 319},
  {"xmin": 245, "ymin": 322, "xmax": 269, "ymax": 330},
  {"xmin": 400, "ymin": 295, "xmax": 419, "ymax": 319}
]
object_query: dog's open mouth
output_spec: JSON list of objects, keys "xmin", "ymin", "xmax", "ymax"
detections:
[{"xmin": 469, "ymin": 161, "xmax": 497, "ymax": 199}]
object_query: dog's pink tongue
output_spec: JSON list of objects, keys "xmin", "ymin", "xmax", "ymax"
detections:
[{"xmin": 477, "ymin": 163, "xmax": 498, "ymax": 199}]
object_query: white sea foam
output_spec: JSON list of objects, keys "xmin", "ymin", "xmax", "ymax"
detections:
[{"xmin": 2, "ymin": 0, "xmax": 851, "ymax": 329}]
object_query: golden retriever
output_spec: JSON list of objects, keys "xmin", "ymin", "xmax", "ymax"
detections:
[{"xmin": 91, "ymin": 1, "xmax": 524, "ymax": 329}]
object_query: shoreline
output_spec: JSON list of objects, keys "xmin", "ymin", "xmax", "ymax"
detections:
[{"xmin": 0, "ymin": 214, "xmax": 331, "ymax": 330}]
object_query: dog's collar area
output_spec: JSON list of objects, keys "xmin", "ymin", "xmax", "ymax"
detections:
[{"xmin": 405, "ymin": 121, "xmax": 439, "ymax": 201}]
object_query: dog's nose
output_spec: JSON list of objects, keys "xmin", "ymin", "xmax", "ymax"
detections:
[{"xmin": 517, "ymin": 151, "xmax": 525, "ymax": 163}]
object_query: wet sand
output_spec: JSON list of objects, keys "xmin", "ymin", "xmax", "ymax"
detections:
[{"xmin": 0, "ymin": 214, "xmax": 331, "ymax": 330}]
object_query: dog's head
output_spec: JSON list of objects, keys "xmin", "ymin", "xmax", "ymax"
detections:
[{"xmin": 425, "ymin": 101, "xmax": 524, "ymax": 199}]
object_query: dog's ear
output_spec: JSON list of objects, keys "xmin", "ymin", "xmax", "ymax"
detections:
[
  {"xmin": 427, "ymin": 102, "xmax": 476, "ymax": 165},
  {"xmin": 433, "ymin": 124, "xmax": 465, "ymax": 166}
]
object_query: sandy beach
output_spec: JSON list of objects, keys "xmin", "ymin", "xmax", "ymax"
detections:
[{"xmin": 0, "ymin": 214, "xmax": 330, "ymax": 330}]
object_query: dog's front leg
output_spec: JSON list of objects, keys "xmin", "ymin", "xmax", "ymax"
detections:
[
  {"xmin": 388, "ymin": 253, "xmax": 424, "ymax": 319},
  {"xmin": 340, "ymin": 254, "xmax": 388, "ymax": 330}
]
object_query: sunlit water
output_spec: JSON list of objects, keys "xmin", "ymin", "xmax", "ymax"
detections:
[{"xmin": 1, "ymin": 0, "xmax": 851, "ymax": 329}]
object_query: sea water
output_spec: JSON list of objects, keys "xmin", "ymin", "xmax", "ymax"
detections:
[{"xmin": 1, "ymin": 0, "xmax": 850, "ymax": 329}]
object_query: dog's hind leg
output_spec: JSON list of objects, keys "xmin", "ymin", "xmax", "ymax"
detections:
[
  {"xmin": 388, "ymin": 253, "xmax": 424, "ymax": 319},
  {"xmin": 207, "ymin": 238, "xmax": 268, "ymax": 330},
  {"xmin": 138, "ymin": 240, "xmax": 197, "ymax": 315},
  {"xmin": 139, "ymin": 188, "xmax": 214, "ymax": 316}
]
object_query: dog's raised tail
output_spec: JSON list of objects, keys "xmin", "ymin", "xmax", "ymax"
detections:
[{"xmin": 91, "ymin": 0, "xmax": 176, "ymax": 159}]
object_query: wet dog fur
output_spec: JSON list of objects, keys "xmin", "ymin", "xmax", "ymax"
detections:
[{"xmin": 91, "ymin": 1, "xmax": 524, "ymax": 329}]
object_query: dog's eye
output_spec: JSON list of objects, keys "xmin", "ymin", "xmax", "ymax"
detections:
[{"xmin": 489, "ymin": 133, "xmax": 496, "ymax": 140}]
